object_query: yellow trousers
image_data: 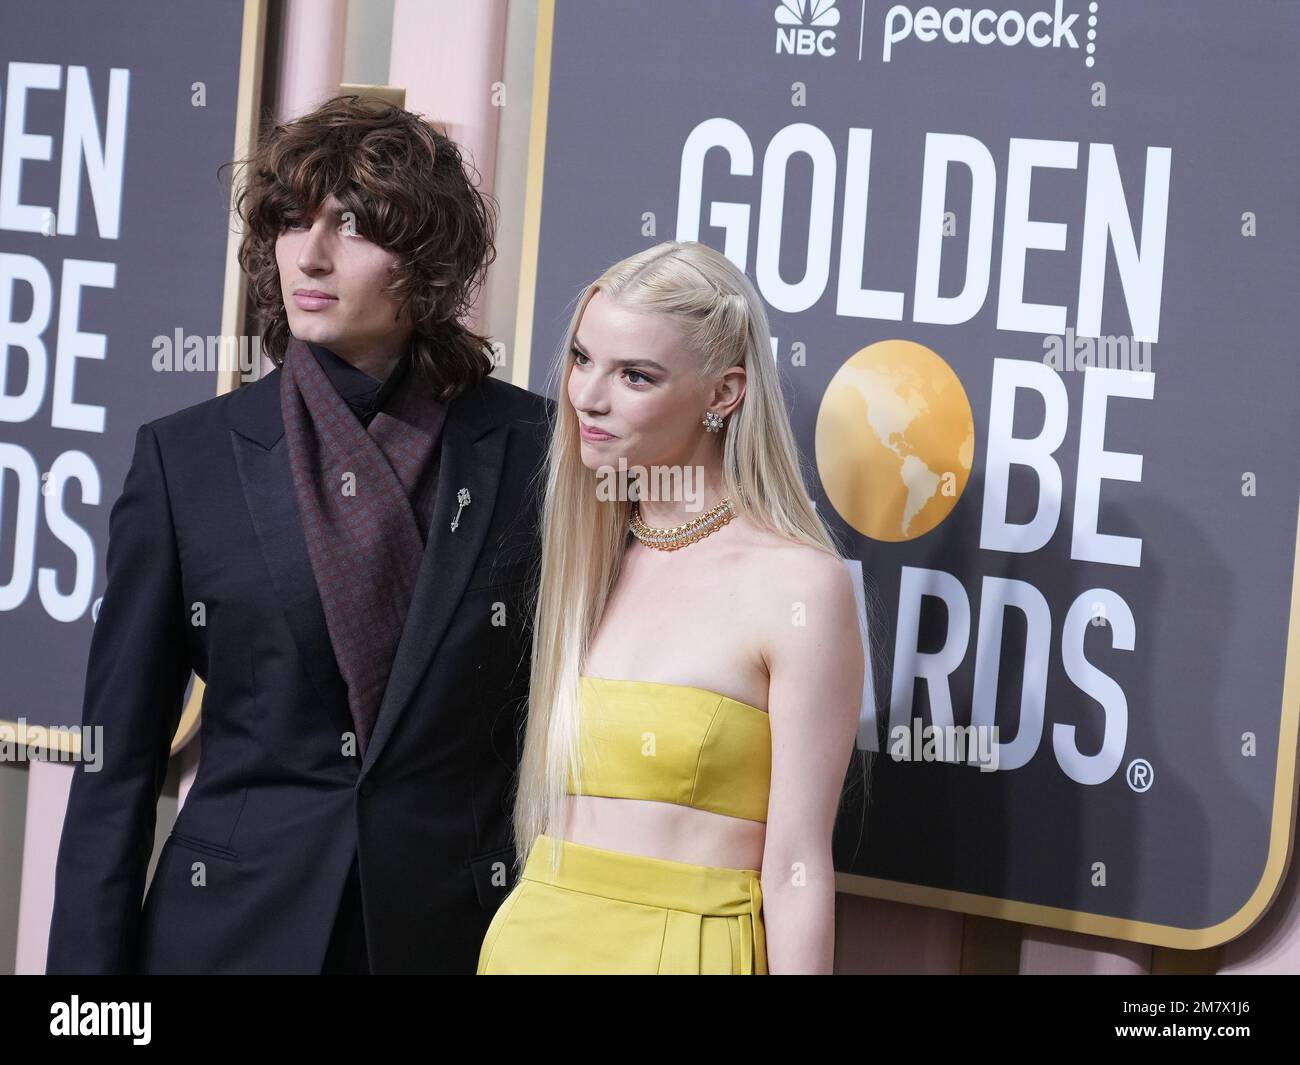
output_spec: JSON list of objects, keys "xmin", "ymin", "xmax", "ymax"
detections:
[{"xmin": 477, "ymin": 834, "xmax": 767, "ymax": 974}]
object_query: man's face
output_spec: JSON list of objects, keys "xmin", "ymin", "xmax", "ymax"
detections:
[{"xmin": 274, "ymin": 193, "xmax": 411, "ymax": 363}]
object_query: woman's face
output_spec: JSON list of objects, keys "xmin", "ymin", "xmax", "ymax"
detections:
[
  {"xmin": 274, "ymin": 192, "xmax": 411, "ymax": 361},
  {"xmin": 566, "ymin": 289, "xmax": 742, "ymax": 472}
]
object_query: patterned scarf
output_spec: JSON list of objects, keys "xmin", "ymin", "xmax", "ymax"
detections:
[{"xmin": 280, "ymin": 337, "xmax": 446, "ymax": 755}]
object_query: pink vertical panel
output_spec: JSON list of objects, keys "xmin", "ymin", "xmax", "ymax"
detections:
[
  {"xmin": 834, "ymin": 892, "xmax": 965, "ymax": 973},
  {"xmin": 17, "ymin": 741, "xmax": 201, "ymax": 973},
  {"xmin": 1020, "ymin": 926, "xmax": 1151, "ymax": 974},
  {"xmin": 275, "ymin": 0, "xmax": 347, "ymax": 120},
  {"xmin": 388, "ymin": 0, "xmax": 508, "ymax": 337},
  {"xmin": 14, "ymin": 761, "xmax": 72, "ymax": 974}
]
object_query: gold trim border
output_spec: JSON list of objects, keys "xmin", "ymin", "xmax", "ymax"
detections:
[
  {"xmin": 2, "ymin": 0, "xmax": 267, "ymax": 760},
  {"xmin": 512, "ymin": 0, "xmax": 1300, "ymax": 951},
  {"xmin": 510, "ymin": 0, "xmax": 554, "ymax": 389}
]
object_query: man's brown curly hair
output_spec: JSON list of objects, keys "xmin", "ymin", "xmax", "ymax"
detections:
[{"xmin": 231, "ymin": 94, "xmax": 498, "ymax": 400}]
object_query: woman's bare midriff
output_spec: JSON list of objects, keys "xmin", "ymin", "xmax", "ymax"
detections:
[
  {"xmin": 559, "ymin": 794, "xmax": 766, "ymax": 872},
  {"xmin": 563, "ymin": 522, "xmax": 792, "ymax": 873}
]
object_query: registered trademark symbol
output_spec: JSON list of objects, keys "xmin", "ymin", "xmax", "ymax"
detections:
[{"xmin": 1127, "ymin": 758, "xmax": 1154, "ymax": 792}]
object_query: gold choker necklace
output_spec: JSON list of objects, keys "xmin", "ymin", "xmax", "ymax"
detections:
[{"xmin": 628, "ymin": 497, "xmax": 735, "ymax": 551}]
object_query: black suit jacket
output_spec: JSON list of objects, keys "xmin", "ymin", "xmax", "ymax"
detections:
[{"xmin": 45, "ymin": 364, "xmax": 553, "ymax": 974}]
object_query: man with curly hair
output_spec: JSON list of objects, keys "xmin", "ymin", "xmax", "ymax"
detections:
[{"xmin": 46, "ymin": 96, "xmax": 551, "ymax": 974}]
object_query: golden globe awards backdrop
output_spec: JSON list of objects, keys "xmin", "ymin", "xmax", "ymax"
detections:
[
  {"xmin": 514, "ymin": 0, "xmax": 1300, "ymax": 947},
  {"xmin": 1, "ymin": 0, "xmax": 261, "ymax": 742}
]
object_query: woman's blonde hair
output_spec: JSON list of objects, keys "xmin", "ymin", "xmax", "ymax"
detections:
[{"xmin": 514, "ymin": 240, "xmax": 850, "ymax": 872}]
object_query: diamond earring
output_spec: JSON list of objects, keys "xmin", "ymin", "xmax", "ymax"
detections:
[{"xmin": 703, "ymin": 410, "xmax": 724, "ymax": 433}]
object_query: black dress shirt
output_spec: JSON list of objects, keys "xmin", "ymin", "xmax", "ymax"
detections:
[{"xmin": 307, "ymin": 341, "xmax": 411, "ymax": 426}]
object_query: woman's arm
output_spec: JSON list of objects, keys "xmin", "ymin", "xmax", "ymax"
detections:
[{"xmin": 759, "ymin": 550, "xmax": 865, "ymax": 974}]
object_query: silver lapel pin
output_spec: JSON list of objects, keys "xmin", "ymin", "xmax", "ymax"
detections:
[{"xmin": 451, "ymin": 487, "xmax": 471, "ymax": 532}]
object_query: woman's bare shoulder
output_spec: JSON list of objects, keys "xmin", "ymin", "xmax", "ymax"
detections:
[{"xmin": 727, "ymin": 521, "xmax": 854, "ymax": 615}]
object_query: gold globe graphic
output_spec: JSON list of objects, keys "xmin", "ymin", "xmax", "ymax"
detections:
[{"xmin": 815, "ymin": 340, "xmax": 974, "ymax": 542}]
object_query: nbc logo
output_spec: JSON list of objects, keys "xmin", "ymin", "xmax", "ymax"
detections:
[{"xmin": 775, "ymin": 0, "xmax": 840, "ymax": 57}]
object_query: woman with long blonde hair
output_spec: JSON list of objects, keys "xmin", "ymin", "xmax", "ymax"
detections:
[{"xmin": 477, "ymin": 240, "xmax": 864, "ymax": 974}]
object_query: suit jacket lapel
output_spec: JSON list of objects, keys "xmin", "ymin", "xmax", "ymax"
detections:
[
  {"xmin": 227, "ymin": 364, "xmax": 510, "ymax": 778},
  {"xmin": 229, "ymin": 371, "xmax": 355, "ymax": 749},
  {"xmin": 360, "ymin": 379, "xmax": 509, "ymax": 777}
]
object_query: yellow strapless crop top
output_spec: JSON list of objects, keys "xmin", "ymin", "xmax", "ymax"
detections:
[{"xmin": 566, "ymin": 675, "xmax": 772, "ymax": 823}]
